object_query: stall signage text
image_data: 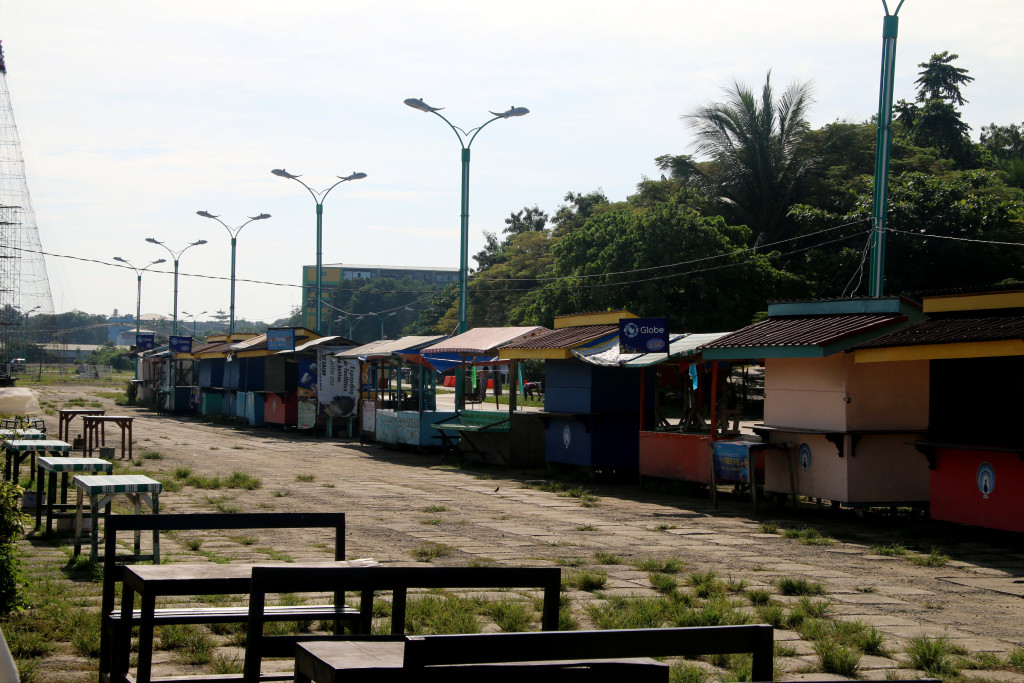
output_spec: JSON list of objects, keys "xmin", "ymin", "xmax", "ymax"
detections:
[
  {"xmin": 620, "ymin": 317, "xmax": 669, "ymax": 353},
  {"xmin": 135, "ymin": 334, "xmax": 155, "ymax": 350},
  {"xmin": 169, "ymin": 336, "xmax": 193, "ymax": 353},
  {"xmin": 267, "ymin": 328, "xmax": 296, "ymax": 351}
]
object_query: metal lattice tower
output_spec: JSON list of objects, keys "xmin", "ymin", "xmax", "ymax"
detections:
[{"xmin": 0, "ymin": 40, "xmax": 54, "ymax": 361}]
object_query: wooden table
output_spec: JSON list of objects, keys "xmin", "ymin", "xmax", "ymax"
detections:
[
  {"xmin": 294, "ymin": 640, "xmax": 670, "ymax": 683},
  {"xmin": 81, "ymin": 415, "xmax": 133, "ymax": 460},
  {"xmin": 0, "ymin": 428, "xmax": 46, "ymax": 440},
  {"xmin": 56, "ymin": 408, "xmax": 105, "ymax": 442},
  {"xmin": 120, "ymin": 559, "xmax": 377, "ymax": 683},
  {"xmin": 3, "ymin": 439, "xmax": 73, "ymax": 484},
  {"xmin": 34, "ymin": 456, "xmax": 112, "ymax": 534},
  {"xmin": 72, "ymin": 474, "xmax": 161, "ymax": 563}
]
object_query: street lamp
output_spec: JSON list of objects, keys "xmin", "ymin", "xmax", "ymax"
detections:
[
  {"xmin": 145, "ymin": 238, "xmax": 207, "ymax": 336},
  {"xmin": 367, "ymin": 311, "xmax": 398, "ymax": 340},
  {"xmin": 113, "ymin": 257, "xmax": 166, "ymax": 379},
  {"xmin": 181, "ymin": 310, "xmax": 207, "ymax": 339},
  {"xmin": 404, "ymin": 98, "xmax": 529, "ymax": 336},
  {"xmin": 271, "ymin": 168, "xmax": 366, "ymax": 334},
  {"xmin": 345, "ymin": 316, "xmax": 365, "ymax": 339},
  {"xmin": 196, "ymin": 210, "xmax": 270, "ymax": 335}
]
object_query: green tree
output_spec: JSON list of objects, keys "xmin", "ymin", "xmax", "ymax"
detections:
[
  {"xmin": 551, "ymin": 190, "xmax": 611, "ymax": 236},
  {"xmin": 791, "ymin": 170, "xmax": 1024, "ymax": 296},
  {"xmin": 980, "ymin": 122, "xmax": 1024, "ymax": 188},
  {"xmin": 467, "ymin": 230, "xmax": 557, "ymax": 328},
  {"xmin": 530, "ymin": 193, "xmax": 802, "ymax": 330},
  {"xmin": 679, "ymin": 72, "xmax": 818, "ymax": 244},
  {"xmin": 503, "ymin": 206, "xmax": 549, "ymax": 235},
  {"xmin": 894, "ymin": 51, "xmax": 976, "ymax": 168}
]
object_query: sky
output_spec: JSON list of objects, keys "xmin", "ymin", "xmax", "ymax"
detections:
[{"xmin": 2, "ymin": 1, "xmax": 1022, "ymax": 325}]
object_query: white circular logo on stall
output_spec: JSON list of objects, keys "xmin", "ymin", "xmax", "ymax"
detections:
[
  {"xmin": 976, "ymin": 462, "xmax": 995, "ymax": 499},
  {"xmin": 623, "ymin": 322, "xmax": 639, "ymax": 338},
  {"xmin": 563, "ymin": 425, "xmax": 571, "ymax": 448},
  {"xmin": 799, "ymin": 443, "xmax": 812, "ymax": 472}
]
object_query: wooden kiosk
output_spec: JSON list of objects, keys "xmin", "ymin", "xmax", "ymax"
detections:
[
  {"xmin": 702, "ymin": 297, "xmax": 929, "ymax": 507},
  {"xmin": 854, "ymin": 285, "xmax": 1024, "ymax": 532}
]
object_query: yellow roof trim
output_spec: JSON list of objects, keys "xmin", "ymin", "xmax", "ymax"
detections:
[
  {"xmin": 553, "ymin": 310, "xmax": 636, "ymax": 329},
  {"xmin": 923, "ymin": 291, "xmax": 1024, "ymax": 313},
  {"xmin": 856, "ymin": 339, "xmax": 1024, "ymax": 363}
]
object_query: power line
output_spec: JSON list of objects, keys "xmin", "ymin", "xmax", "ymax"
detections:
[{"xmin": 888, "ymin": 228, "xmax": 1024, "ymax": 247}]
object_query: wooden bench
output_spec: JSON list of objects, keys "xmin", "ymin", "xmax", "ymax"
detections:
[
  {"xmin": 99, "ymin": 512, "xmax": 355, "ymax": 683},
  {"xmin": 245, "ymin": 565, "xmax": 562, "ymax": 682},
  {"xmin": 432, "ymin": 410, "xmax": 512, "ymax": 459},
  {"xmin": 294, "ymin": 624, "xmax": 775, "ymax": 682}
]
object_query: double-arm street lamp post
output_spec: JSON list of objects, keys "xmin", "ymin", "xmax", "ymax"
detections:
[
  {"xmin": 181, "ymin": 310, "xmax": 207, "ymax": 339},
  {"xmin": 405, "ymin": 98, "xmax": 528, "ymax": 407},
  {"xmin": 403, "ymin": 99, "xmax": 529, "ymax": 336},
  {"xmin": 144, "ymin": 238, "xmax": 207, "ymax": 336},
  {"xmin": 367, "ymin": 311, "xmax": 397, "ymax": 340},
  {"xmin": 270, "ymin": 169, "xmax": 366, "ymax": 334},
  {"xmin": 113, "ymin": 257, "xmax": 166, "ymax": 379},
  {"xmin": 196, "ymin": 211, "xmax": 270, "ymax": 335}
]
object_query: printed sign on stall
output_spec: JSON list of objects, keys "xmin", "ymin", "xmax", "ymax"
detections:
[
  {"xmin": 169, "ymin": 336, "xmax": 193, "ymax": 353},
  {"xmin": 135, "ymin": 333, "xmax": 155, "ymax": 350},
  {"xmin": 317, "ymin": 350, "xmax": 358, "ymax": 418},
  {"xmin": 619, "ymin": 317, "xmax": 669, "ymax": 353},
  {"xmin": 267, "ymin": 328, "xmax": 296, "ymax": 351}
]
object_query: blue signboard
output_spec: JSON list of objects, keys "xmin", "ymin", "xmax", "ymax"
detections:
[
  {"xmin": 169, "ymin": 335, "xmax": 193, "ymax": 353},
  {"xmin": 267, "ymin": 328, "xmax": 296, "ymax": 351},
  {"xmin": 135, "ymin": 333, "xmax": 155, "ymax": 350},
  {"xmin": 619, "ymin": 317, "xmax": 669, "ymax": 353}
]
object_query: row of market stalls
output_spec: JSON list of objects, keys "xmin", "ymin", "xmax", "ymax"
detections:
[{"xmin": 137, "ymin": 286, "xmax": 1023, "ymax": 534}]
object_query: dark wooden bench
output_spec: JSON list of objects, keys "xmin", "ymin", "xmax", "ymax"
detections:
[
  {"xmin": 432, "ymin": 410, "xmax": 512, "ymax": 458},
  {"xmin": 99, "ymin": 512, "xmax": 355, "ymax": 683},
  {"xmin": 244, "ymin": 564, "xmax": 562, "ymax": 682},
  {"xmin": 293, "ymin": 624, "xmax": 775, "ymax": 682}
]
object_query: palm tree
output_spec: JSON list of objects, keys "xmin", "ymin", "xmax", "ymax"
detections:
[{"xmin": 680, "ymin": 72, "xmax": 816, "ymax": 243}]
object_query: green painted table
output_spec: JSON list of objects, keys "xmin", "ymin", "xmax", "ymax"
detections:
[
  {"xmin": 3, "ymin": 439, "xmax": 73, "ymax": 484},
  {"xmin": 73, "ymin": 474, "xmax": 162, "ymax": 563},
  {"xmin": 35, "ymin": 456, "xmax": 113, "ymax": 534},
  {"xmin": 0, "ymin": 428, "xmax": 45, "ymax": 440}
]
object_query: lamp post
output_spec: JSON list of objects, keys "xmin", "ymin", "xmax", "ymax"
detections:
[
  {"xmin": 348, "ymin": 316, "xmax": 364, "ymax": 339},
  {"xmin": 196, "ymin": 211, "xmax": 270, "ymax": 335},
  {"xmin": 404, "ymin": 98, "xmax": 529, "ymax": 336},
  {"xmin": 145, "ymin": 238, "xmax": 207, "ymax": 336},
  {"xmin": 271, "ymin": 168, "xmax": 366, "ymax": 334},
  {"xmin": 367, "ymin": 311, "xmax": 398, "ymax": 340},
  {"xmin": 181, "ymin": 310, "xmax": 207, "ymax": 339},
  {"xmin": 113, "ymin": 257, "xmax": 166, "ymax": 379}
]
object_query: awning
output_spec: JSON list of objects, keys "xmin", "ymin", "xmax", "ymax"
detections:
[{"xmin": 572, "ymin": 332, "xmax": 732, "ymax": 367}]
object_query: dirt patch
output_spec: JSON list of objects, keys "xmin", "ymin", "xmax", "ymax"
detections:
[{"xmin": 15, "ymin": 382, "xmax": 1024, "ymax": 681}]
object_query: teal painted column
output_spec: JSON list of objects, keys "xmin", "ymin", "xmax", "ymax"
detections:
[{"xmin": 868, "ymin": 4, "xmax": 904, "ymax": 297}]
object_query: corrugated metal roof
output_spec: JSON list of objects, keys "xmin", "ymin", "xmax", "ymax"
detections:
[
  {"xmin": 574, "ymin": 332, "xmax": 732, "ymax": 367},
  {"xmin": 703, "ymin": 314, "xmax": 904, "ymax": 349},
  {"xmin": 334, "ymin": 335, "xmax": 447, "ymax": 359},
  {"xmin": 190, "ymin": 341, "xmax": 233, "ymax": 355},
  {"xmin": 423, "ymin": 327, "xmax": 545, "ymax": 354},
  {"xmin": 502, "ymin": 325, "xmax": 617, "ymax": 350},
  {"xmin": 855, "ymin": 313, "xmax": 1024, "ymax": 349}
]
